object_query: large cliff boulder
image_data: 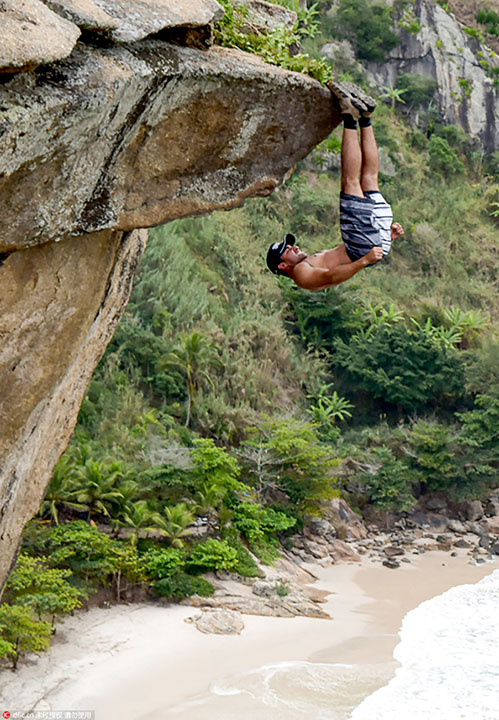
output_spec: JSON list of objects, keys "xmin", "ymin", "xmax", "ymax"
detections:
[
  {"xmin": 0, "ymin": 42, "xmax": 335, "ymax": 254},
  {"xmin": 0, "ymin": 6, "xmax": 338, "ymax": 591}
]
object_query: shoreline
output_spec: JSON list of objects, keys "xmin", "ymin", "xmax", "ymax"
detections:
[{"xmin": 1, "ymin": 550, "xmax": 497, "ymax": 719}]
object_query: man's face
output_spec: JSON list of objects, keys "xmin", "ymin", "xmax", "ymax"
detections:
[{"xmin": 279, "ymin": 244, "xmax": 307, "ymax": 270}]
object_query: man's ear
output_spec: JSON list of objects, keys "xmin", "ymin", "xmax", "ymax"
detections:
[{"xmin": 278, "ymin": 261, "xmax": 290, "ymax": 274}]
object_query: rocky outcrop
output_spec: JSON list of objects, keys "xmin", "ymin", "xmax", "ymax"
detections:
[
  {"xmin": 0, "ymin": 42, "xmax": 334, "ymax": 254},
  {"xmin": 365, "ymin": 0, "xmax": 499, "ymax": 151},
  {"xmin": 0, "ymin": 3, "xmax": 338, "ymax": 593},
  {"xmin": 0, "ymin": 0, "xmax": 81, "ymax": 72},
  {"xmin": 0, "ymin": 228, "xmax": 148, "ymax": 588},
  {"xmin": 185, "ymin": 608, "xmax": 245, "ymax": 635},
  {"xmin": 43, "ymin": 0, "xmax": 121, "ymax": 33}
]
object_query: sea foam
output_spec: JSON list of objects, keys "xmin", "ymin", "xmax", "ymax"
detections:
[{"xmin": 350, "ymin": 568, "xmax": 499, "ymax": 720}]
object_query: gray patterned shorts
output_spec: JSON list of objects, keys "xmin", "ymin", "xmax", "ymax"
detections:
[{"xmin": 340, "ymin": 191, "xmax": 393, "ymax": 262}]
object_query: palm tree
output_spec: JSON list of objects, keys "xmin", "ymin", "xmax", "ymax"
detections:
[
  {"xmin": 72, "ymin": 459, "xmax": 125, "ymax": 521},
  {"xmin": 444, "ymin": 307, "xmax": 489, "ymax": 348},
  {"xmin": 40, "ymin": 458, "xmax": 88, "ymax": 525},
  {"xmin": 161, "ymin": 503, "xmax": 196, "ymax": 548},
  {"xmin": 193, "ymin": 483, "xmax": 226, "ymax": 531},
  {"xmin": 380, "ymin": 85, "xmax": 407, "ymax": 111},
  {"xmin": 118, "ymin": 500, "xmax": 167, "ymax": 548},
  {"xmin": 308, "ymin": 384, "xmax": 354, "ymax": 424},
  {"xmin": 161, "ymin": 331, "xmax": 220, "ymax": 427}
]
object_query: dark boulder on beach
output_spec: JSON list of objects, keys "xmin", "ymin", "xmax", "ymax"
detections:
[{"xmin": 382, "ymin": 559, "xmax": 400, "ymax": 569}]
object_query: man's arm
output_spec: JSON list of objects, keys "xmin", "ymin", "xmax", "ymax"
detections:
[{"xmin": 292, "ymin": 247, "xmax": 383, "ymax": 291}]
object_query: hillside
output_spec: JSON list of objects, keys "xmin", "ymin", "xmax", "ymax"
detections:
[{"xmin": 1, "ymin": 0, "xmax": 498, "ymax": 669}]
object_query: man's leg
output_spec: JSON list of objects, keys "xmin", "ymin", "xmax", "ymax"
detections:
[
  {"xmin": 360, "ymin": 123, "xmax": 380, "ymax": 192},
  {"xmin": 341, "ymin": 124, "xmax": 363, "ymax": 198}
]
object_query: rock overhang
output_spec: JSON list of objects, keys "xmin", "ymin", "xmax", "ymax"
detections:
[{"xmin": 0, "ymin": 41, "xmax": 337, "ymax": 253}]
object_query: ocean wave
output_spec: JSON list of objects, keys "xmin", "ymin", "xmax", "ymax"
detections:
[
  {"xmin": 350, "ymin": 569, "xmax": 499, "ymax": 720},
  {"xmin": 167, "ymin": 661, "xmax": 392, "ymax": 720}
]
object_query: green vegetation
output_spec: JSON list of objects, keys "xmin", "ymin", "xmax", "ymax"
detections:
[
  {"xmin": 0, "ymin": 605, "xmax": 52, "ymax": 670},
  {"xmin": 214, "ymin": 0, "xmax": 333, "ymax": 82},
  {"xmin": 395, "ymin": 74, "xmax": 439, "ymax": 109},
  {"xmin": 3, "ymin": 0, "xmax": 499, "ymax": 671},
  {"xmin": 477, "ymin": 7, "xmax": 499, "ymax": 36},
  {"xmin": 326, "ymin": 0, "xmax": 400, "ymax": 62}
]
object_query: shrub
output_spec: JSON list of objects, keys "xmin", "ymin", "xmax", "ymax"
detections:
[
  {"xmin": 37, "ymin": 521, "xmax": 119, "ymax": 588},
  {"xmin": 406, "ymin": 420, "xmax": 460, "ymax": 492},
  {"xmin": 275, "ymin": 580, "xmax": 290, "ymax": 597},
  {"xmin": 151, "ymin": 573, "xmax": 215, "ymax": 600},
  {"xmin": 476, "ymin": 8, "xmax": 499, "ymax": 35},
  {"xmin": 428, "ymin": 136, "xmax": 466, "ymax": 177},
  {"xmin": 141, "ymin": 548, "xmax": 185, "ymax": 579},
  {"xmin": 396, "ymin": 73, "xmax": 438, "ymax": 108},
  {"xmin": 330, "ymin": 0, "xmax": 400, "ymax": 62},
  {"xmin": 5, "ymin": 555, "xmax": 85, "ymax": 623},
  {"xmin": 333, "ymin": 323, "xmax": 465, "ymax": 412},
  {"xmin": 230, "ymin": 540, "xmax": 262, "ymax": 577},
  {"xmin": 185, "ymin": 539, "xmax": 238, "ymax": 573},
  {"xmin": 214, "ymin": 0, "xmax": 333, "ymax": 83},
  {"xmin": 282, "ymin": 283, "xmax": 364, "ymax": 348},
  {"xmin": 359, "ymin": 446, "xmax": 415, "ymax": 510},
  {"xmin": 0, "ymin": 604, "xmax": 52, "ymax": 670},
  {"xmin": 230, "ymin": 502, "xmax": 297, "ymax": 562}
]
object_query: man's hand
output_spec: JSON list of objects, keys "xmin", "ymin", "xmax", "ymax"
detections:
[
  {"xmin": 365, "ymin": 246, "xmax": 384, "ymax": 265},
  {"xmin": 391, "ymin": 222, "xmax": 404, "ymax": 240}
]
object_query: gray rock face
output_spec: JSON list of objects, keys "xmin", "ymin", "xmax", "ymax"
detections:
[
  {"xmin": 92, "ymin": 0, "xmax": 224, "ymax": 43},
  {"xmin": 365, "ymin": 0, "xmax": 499, "ymax": 151},
  {"xmin": 327, "ymin": 498, "xmax": 368, "ymax": 539},
  {"xmin": 307, "ymin": 517, "xmax": 335, "ymax": 538},
  {"xmin": 462, "ymin": 500, "xmax": 484, "ymax": 522},
  {"xmin": 0, "ymin": 0, "xmax": 80, "ymax": 72},
  {"xmin": 485, "ymin": 499, "xmax": 499, "ymax": 517},
  {"xmin": 43, "ymin": 0, "xmax": 120, "ymax": 32},
  {"xmin": 0, "ymin": 41, "xmax": 335, "ymax": 253},
  {"xmin": 185, "ymin": 589, "xmax": 330, "ymax": 619}
]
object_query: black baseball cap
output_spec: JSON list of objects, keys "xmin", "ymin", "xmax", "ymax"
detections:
[{"xmin": 266, "ymin": 233, "xmax": 296, "ymax": 275}]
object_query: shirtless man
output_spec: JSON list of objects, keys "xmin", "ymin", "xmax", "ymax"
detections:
[{"xmin": 266, "ymin": 82, "xmax": 404, "ymax": 291}]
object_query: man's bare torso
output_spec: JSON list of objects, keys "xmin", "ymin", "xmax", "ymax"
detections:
[{"xmin": 301, "ymin": 244, "xmax": 351, "ymax": 271}]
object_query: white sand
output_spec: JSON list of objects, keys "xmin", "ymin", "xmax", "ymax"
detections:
[{"xmin": 1, "ymin": 550, "xmax": 497, "ymax": 720}]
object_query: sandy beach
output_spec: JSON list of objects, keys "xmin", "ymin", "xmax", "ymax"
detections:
[{"xmin": 1, "ymin": 550, "xmax": 497, "ymax": 720}]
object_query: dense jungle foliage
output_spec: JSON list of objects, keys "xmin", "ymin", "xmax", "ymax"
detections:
[{"xmin": 2, "ymin": 0, "xmax": 498, "ymax": 667}]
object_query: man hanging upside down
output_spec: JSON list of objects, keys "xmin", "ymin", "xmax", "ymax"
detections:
[{"xmin": 266, "ymin": 82, "xmax": 404, "ymax": 291}]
